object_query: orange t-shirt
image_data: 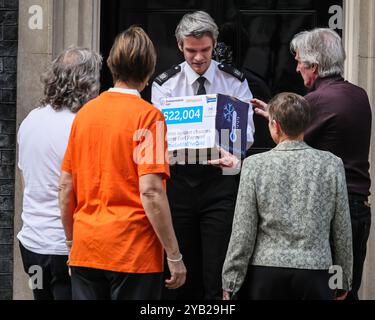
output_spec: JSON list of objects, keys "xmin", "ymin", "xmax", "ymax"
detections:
[{"xmin": 62, "ymin": 90, "xmax": 170, "ymax": 273}]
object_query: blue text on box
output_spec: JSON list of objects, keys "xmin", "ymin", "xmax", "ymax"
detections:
[{"xmin": 162, "ymin": 106, "xmax": 204, "ymax": 125}]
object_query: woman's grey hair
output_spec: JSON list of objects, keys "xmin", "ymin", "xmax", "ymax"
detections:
[
  {"xmin": 290, "ymin": 28, "xmax": 346, "ymax": 78},
  {"xmin": 175, "ymin": 11, "xmax": 219, "ymax": 46},
  {"xmin": 41, "ymin": 47, "xmax": 103, "ymax": 113}
]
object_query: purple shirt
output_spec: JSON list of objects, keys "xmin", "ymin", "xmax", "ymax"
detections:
[{"xmin": 304, "ymin": 76, "xmax": 372, "ymax": 196}]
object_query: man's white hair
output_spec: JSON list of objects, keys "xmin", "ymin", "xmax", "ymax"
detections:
[{"xmin": 290, "ymin": 28, "xmax": 346, "ymax": 78}]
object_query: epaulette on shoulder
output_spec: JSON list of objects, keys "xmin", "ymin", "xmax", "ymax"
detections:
[
  {"xmin": 154, "ymin": 65, "xmax": 182, "ymax": 86},
  {"xmin": 218, "ymin": 63, "xmax": 246, "ymax": 82}
]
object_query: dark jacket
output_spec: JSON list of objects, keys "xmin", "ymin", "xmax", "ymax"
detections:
[{"xmin": 304, "ymin": 76, "xmax": 372, "ymax": 196}]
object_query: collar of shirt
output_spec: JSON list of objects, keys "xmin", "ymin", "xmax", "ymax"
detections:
[
  {"xmin": 273, "ymin": 140, "xmax": 311, "ymax": 152},
  {"xmin": 309, "ymin": 75, "xmax": 344, "ymax": 93},
  {"xmin": 184, "ymin": 60, "xmax": 217, "ymax": 86},
  {"xmin": 108, "ymin": 87, "xmax": 141, "ymax": 97}
]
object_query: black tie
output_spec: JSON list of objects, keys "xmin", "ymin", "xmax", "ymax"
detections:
[{"xmin": 196, "ymin": 77, "xmax": 206, "ymax": 95}]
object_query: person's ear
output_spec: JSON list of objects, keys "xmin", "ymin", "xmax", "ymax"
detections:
[
  {"xmin": 273, "ymin": 120, "xmax": 282, "ymax": 135},
  {"xmin": 311, "ymin": 63, "xmax": 318, "ymax": 74},
  {"xmin": 269, "ymin": 119, "xmax": 280, "ymax": 144},
  {"xmin": 178, "ymin": 42, "xmax": 184, "ymax": 52}
]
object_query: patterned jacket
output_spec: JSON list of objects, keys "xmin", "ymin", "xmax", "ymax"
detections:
[{"xmin": 222, "ymin": 141, "xmax": 353, "ymax": 294}]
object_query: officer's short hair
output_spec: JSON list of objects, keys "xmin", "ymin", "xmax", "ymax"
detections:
[
  {"xmin": 107, "ymin": 25, "xmax": 156, "ymax": 85},
  {"xmin": 175, "ymin": 11, "xmax": 219, "ymax": 46},
  {"xmin": 268, "ymin": 93, "xmax": 311, "ymax": 137}
]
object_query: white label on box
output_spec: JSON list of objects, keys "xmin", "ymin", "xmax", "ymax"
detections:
[{"xmin": 160, "ymin": 95, "xmax": 218, "ymax": 151}]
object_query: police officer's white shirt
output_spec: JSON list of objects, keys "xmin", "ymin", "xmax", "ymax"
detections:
[
  {"xmin": 152, "ymin": 60, "xmax": 255, "ymax": 148},
  {"xmin": 17, "ymin": 105, "xmax": 75, "ymax": 255}
]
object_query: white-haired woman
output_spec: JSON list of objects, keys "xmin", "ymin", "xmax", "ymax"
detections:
[{"xmin": 17, "ymin": 47, "xmax": 102, "ymax": 300}]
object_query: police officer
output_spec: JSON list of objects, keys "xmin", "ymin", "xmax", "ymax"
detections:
[{"xmin": 152, "ymin": 11, "xmax": 255, "ymax": 300}]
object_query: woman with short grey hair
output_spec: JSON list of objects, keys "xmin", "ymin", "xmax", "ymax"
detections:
[
  {"xmin": 17, "ymin": 47, "xmax": 102, "ymax": 300},
  {"xmin": 175, "ymin": 10, "xmax": 219, "ymax": 45},
  {"xmin": 290, "ymin": 28, "xmax": 346, "ymax": 78}
]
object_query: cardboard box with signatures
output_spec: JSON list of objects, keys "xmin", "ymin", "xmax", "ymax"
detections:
[{"xmin": 159, "ymin": 94, "xmax": 249, "ymax": 163}]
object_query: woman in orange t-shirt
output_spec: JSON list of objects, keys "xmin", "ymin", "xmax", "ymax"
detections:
[{"xmin": 59, "ymin": 26, "xmax": 186, "ymax": 300}]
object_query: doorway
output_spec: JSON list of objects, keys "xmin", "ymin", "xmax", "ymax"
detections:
[{"xmin": 100, "ymin": 0, "xmax": 343, "ymax": 153}]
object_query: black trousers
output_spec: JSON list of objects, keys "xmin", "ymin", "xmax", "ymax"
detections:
[
  {"xmin": 19, "ymin": 242, "xmax": 72, "ymax": 300},
  {"xmin": 163, "ymin": 165, "xmax": 239, "ymax": 300},
  {"xmin": 346, "ymin": 194, "xmax": 372, "ymax": 300},
  {"xmin": 71, "ymin": 267, "xmax": 163, "ymax": 300},
  {"xmin": 238, "ymin": 266, "xmax": 334, "ymax": 300}
]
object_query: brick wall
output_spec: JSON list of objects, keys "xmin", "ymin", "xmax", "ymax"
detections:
[{"xmin": 0, "ymin": 0, "xmax": 18, "ymax": 300}]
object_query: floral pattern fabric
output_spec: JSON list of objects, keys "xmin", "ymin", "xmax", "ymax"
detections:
[{"xmin": 222, "ymin": 141, "xmax": 353, "ymax": 294}]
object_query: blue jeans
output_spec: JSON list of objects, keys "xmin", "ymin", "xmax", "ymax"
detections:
[{"xmin": 346, "ymin": 194, "xmax": 372, "ymax": 300}]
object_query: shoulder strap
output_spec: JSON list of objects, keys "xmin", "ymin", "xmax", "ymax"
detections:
[
  {"xmin": 154, "ymin": 65, "xmax": 182, "ymax": 86},
  {"xmin": 218, "ymin": 63, "xmax": 246, "ymax": 82}
]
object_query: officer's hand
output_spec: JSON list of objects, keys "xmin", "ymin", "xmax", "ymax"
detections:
[
  {"xmin": 208, "ymin": 147, "xmax": 240, "ymax": 170},
  {"xmin": 165, "ymin": 260, "xmax": 187, "ymax": 290},
  {"xmin": 251, "ymin": 98, "xmax": 269, "ymax": 120}
]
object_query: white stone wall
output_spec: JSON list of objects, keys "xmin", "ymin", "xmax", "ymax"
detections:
[
  {"xmin": 345, "ymin": 0, "xmax": 375, "ymax": 300},
  {"xmin": 14, "ymin": 0, "xmax": 100, "ymax": 300}
]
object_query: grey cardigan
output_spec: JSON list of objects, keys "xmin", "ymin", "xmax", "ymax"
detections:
[{"xmin": 222, "ymin": 141, "xmax": 353, "ymax": 294}]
